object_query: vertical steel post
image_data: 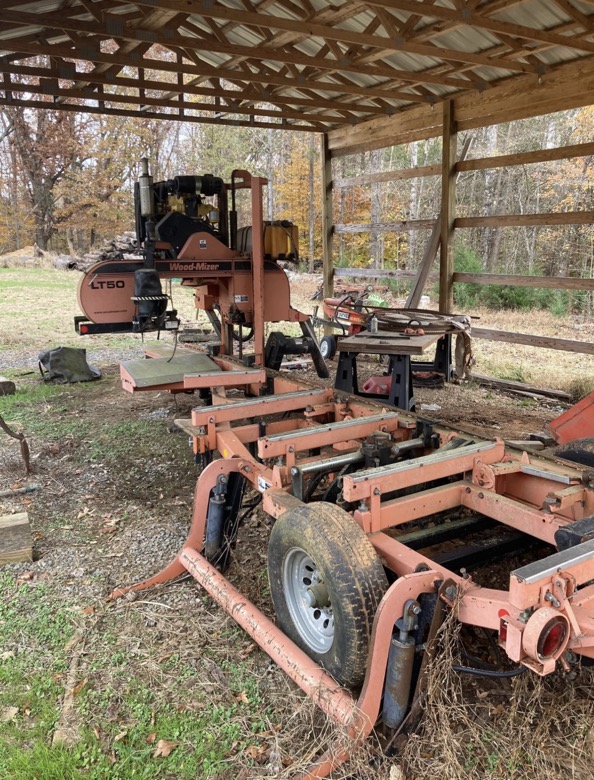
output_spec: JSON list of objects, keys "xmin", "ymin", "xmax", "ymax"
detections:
[{"xmin": 251, "ymin": 177, "xmax": 266, "ymax": 365}]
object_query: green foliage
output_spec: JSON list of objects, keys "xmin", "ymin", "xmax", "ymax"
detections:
[
  {"xmin": 450, "ymin": 245, "xmax": 575, "ymax": 314},
  {"xmin": 451, "ymin": 246, "xmax": 483, "ymax": 310}
]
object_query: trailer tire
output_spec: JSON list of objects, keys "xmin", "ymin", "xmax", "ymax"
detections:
[
  {"xmin": 319, "ymin": 335, "xmax": 337, "ymax": 360},
  {"xmin": 267, "ymin": 502, "xmax": 388, "ymax": 688}
]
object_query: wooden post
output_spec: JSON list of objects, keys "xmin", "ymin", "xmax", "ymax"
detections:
[
  {"xmin": 439, "ymin": 101, "xmax": 457, "ymax": 313},
  {"xmin": 321, "ymin": 133, "xmax": 334, "ymax": 333}
]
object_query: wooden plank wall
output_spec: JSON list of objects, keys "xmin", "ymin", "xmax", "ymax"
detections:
[{"xmin": 326, "ymin": 126, "xmax": 594, "ymax": 358}]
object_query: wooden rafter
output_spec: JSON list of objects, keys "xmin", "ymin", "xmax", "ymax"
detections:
[{"xmin": 0, "ymin": 0, "xmax": 592, "ymax": 134}]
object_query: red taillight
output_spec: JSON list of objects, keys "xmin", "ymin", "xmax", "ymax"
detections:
[
  {"xmin": 537, "ymin": 618, "xmax": 568, "ymax": 659},
  {"xmin": 80, "ymin": 325, "xmax": 88, "ymax": 334}
]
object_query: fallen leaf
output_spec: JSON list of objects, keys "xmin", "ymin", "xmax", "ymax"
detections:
[
  {"xmin": 98, "ymin": 526, "xmax": 117, "ymax": 535},
  {"xmin": 93, "ymin": 727, "xmax": 101, "ymax": 740},
  {"xmin": 235, "ymin": 690, "xmax": 249, "ymax": 704},
  {"xmin": 1, "ymin": 707, "xmax": 18, "ymax": 722},
  {"xmin": 72, "ymin": 679, "xmax": 87, "ymax": 697},
  {"xmin": 245, "ymin": 744, "xmax": 269, "ymax": 762},
  {"xmin": 153, "ymin": 739, "xmax": 179, "ymax": 758},
  {"xmin": 239, "ymin": 644, "xmax": 256, "ymax": 659},
  {"xmin": 146, "ymin": 732, "xmax": 157, "ymax": 745},
  {"xmin": 16, "ymin": 571, "xmax": 34, "ymax": 584},
  {"xmin": 113, "ymin": 731, "xmax": 127, "ymax": 743},
  {"xmin": 476, "ymin": 690, "xmax": 490, "ymax": 700},
  {"xmin": 81, "ymin": 605, "xmax": 95, "ymax": 616}
]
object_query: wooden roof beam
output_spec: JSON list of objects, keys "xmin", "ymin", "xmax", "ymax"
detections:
[
  {"xmin": 0, "ymin": 94, "xmax": 323, "ymax": 130},
  {"xmin": 3, "ymin": 77, "xmax": 346, "ymax": 123},
  {"xmin": 0, "ymin": 8, "xmax": 491, "ymax": 89},
  {"xmin": 365, "ymin": 0, "xmax": 594, "ymax": 53},
  {"xmin": 327, "ymin": 52, "xmax": 594, "ymax": 154},
  {"xmin": 0, "ymin": 37, "xmax": 430, "ymax": 102},
  {"xmin": 106, "ymin": 0, "xmax": 543, "ymax": 72}
]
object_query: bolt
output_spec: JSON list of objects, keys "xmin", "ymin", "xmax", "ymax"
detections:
[
  {"xmin": 209, "ymin": 417, "xmax": 215, "ymax": 424},
  {"xmin": 411, "ymin": 602, "xmax": 422, "ymax": 615},
  {"xmin": 478, "ymin": 492, "xmax": 484, "ymax": 499},
  {"xmin": 288, "ymin": 446, "xmax": 295, "ymax": 453},
  {"xmin": 305, "ymin": 405, "xmax": 313, "ymax": 412},
  {"xmin": 290, "ymin": 467, "xmax": 299, "ymax": 476},
  {"xmin": 373, "ymin": 487, "xmax": 381, "ymax": 496},
  {"xmin": 545, "ymin": 592, "xmax": 561, "ymax": 608},
  {"xmin": 444, "ymin": 585, "xmax": 457, "ymax": 601}
]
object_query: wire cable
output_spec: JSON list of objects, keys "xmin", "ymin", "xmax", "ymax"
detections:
[{"xmin": 452, "ymin": 664, "xmax": 527, "ymax": 678}]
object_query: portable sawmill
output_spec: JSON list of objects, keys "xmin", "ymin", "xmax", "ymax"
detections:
[
  {"xmin": 74, "ymin": 160, "xmax": 328, "ymax": 377},
  {"xmin": 111, "ymin": 340, "xmax": 594, "ymax": 776}
]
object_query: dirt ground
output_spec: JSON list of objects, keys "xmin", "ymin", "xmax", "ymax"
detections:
[{"xmin": 1, "ymin": 264, "xmax": 594, "ymax": 779}]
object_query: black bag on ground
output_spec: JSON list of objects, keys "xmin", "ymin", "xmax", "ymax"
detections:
[{"xmin": 38, "ymin": 347, "xmax": 101, "ymax": 383}]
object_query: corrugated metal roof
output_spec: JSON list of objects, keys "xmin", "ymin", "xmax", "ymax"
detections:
[{"xmin": 0, "ymin": 0, "xmax": 592, "ymax": 132}]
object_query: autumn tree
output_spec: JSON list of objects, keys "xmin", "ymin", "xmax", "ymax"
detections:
[{"xmin": 1, "ymin": 107, "xmax": 84, "ymax": 250}]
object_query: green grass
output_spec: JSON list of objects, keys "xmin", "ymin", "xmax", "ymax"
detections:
[
  {"xmin": 0, "ymin": 574, "xmax": 78, "ymax": 779},
  {"xmin": 0, "ymin": 570, "xmax": 268, "ymax": 780},
  {"xmin": 87, "ymin": 420, "xmax": 159, "ymax": 462},
  {"xmin": 0, "ymin": 265, "xmax": 199, "ymax": 353},
  {"xmin": 0, "ymin": 380, "xmax": 99, "ymax": 440}
]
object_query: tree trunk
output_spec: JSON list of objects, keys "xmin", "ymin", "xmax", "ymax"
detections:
[
  {"xmin": 308, "ymin": 134, "xmax": 315, "ymax": 272},
  {"xmin": 408, "ymin": 141, "xmax": 419, "ymax": 265},
  {"xmin": 370, "ymin": 149, "xmax": 384, "ymax": 269}
]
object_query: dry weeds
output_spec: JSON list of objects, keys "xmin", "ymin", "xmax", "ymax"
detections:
[{"xmin": 402, "ymin": 608, "xmax": 594, "ymax": 780}]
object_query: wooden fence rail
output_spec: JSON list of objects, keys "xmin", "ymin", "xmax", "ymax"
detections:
[
  {"xmin": 472, "ymin": 328, "xmax": 594, "ymax": 356},
  {"xmin": 453, "ymin": 273, "xmax": 594, "ymax": 290}
]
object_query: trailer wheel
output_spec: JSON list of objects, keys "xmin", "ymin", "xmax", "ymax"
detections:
[
  {"xmin": 319, "ymin": 335, "xmax": 337, "ymax": 360},
  {"xmin": 267, "ymin": 503, "xmax": 388, "ymax": 688}
]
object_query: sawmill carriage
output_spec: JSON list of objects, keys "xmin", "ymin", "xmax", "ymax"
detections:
[
  {"xmin": 110, "ymin": 363, "xmax": 594, "ymax": 777},
  {"xmin": 75, "ymin": 163, "xmax": 594, "ymax": 777}
]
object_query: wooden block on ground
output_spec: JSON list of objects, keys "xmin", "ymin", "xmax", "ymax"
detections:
[
  {"xmin": 0, "ymin": 512, "xmax": 33, "ymax": 564},
  {"xmin": 0, "ymin": 376, "xmax": 16, "ymax": 396}
]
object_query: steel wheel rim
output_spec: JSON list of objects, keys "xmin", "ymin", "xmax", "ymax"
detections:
[{"xmin": 282, "ymin": 547, "xmax": 334, "ymax": 654}]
